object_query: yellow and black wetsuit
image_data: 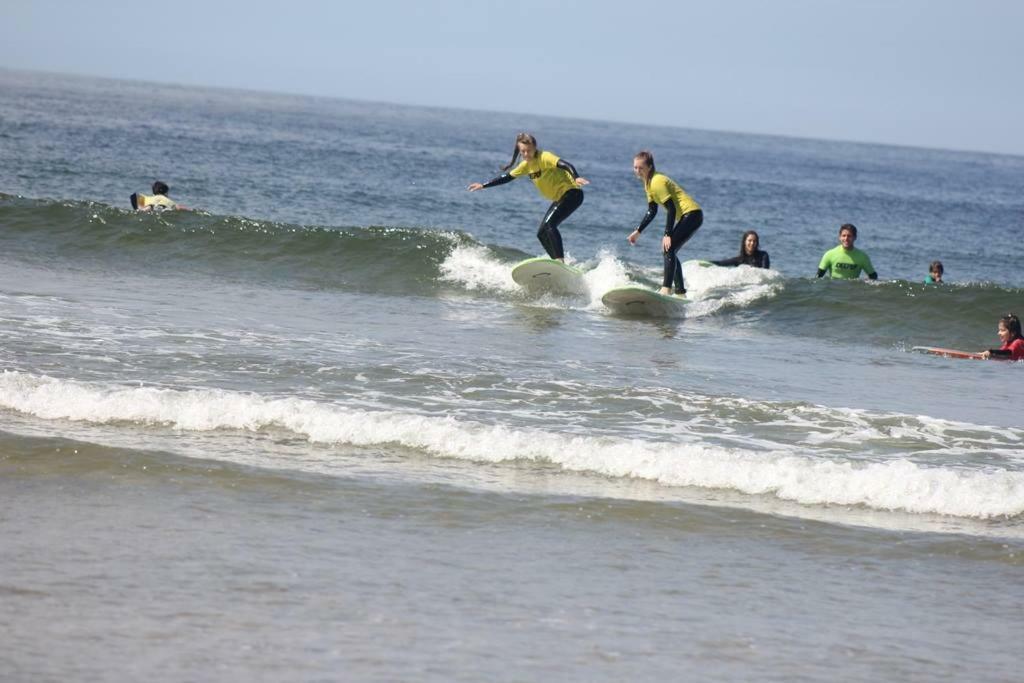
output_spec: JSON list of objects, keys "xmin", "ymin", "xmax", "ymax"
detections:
[
  {"xmin": 481, "ymin": 150, "xmax": 584, "ymax": 259},
  {"xmin": 634, "ymin": 172, "xmax": 703, "ymax": 293}
]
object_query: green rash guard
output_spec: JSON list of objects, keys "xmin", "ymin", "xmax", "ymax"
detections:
[{"xmin": 818, "ymin": 245, "xmax": 876, "ymax": 279}]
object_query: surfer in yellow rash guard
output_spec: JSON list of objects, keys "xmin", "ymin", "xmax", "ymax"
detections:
[
  {"xmin": 626, "ymin": 151, "xmax": 703, "ymax": 296},
  {"xmin": 468, "ymin": 132, "xmax": 589, "ymax": 261},
  {"xmin": 131, "ymin": 181, "xmax": 186, "ymax": 211}
]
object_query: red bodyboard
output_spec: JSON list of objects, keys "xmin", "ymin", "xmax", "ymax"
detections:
[{"xmin": 911, "ymin": 346, "xmax": 985, "ymax": 360}]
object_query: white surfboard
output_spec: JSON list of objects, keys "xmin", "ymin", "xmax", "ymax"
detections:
[
  {"xmin": 601, "ymin": 286, "xmax": 688, "ymax": 317},
  {"xmin": 511, "ymin": 257, "xmax": 585, "ymax": 294}
]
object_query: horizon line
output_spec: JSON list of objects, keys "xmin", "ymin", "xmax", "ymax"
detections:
[{"xmin": 2, "ymin": 65, "xmax": 1020, "ymax": 161}]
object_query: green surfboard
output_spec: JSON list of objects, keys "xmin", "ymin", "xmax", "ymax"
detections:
[
  {"xmin": 511, "ymin": 257, "xmax": 585, "ymax": 295},
  {"xmin": 601, "ymin": 286, "xmax": 688, "ymax": 317}
]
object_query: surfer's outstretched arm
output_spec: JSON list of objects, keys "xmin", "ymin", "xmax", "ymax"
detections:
[{"xmin": 468, "ymin": 173, "xmax": 514, "ymax": 192}]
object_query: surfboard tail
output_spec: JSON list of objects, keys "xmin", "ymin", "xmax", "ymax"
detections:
[{"xmin": 511, "ymin": 258, "xmax": 585, "ymax": 294}]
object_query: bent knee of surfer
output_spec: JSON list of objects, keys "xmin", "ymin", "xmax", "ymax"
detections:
[{"xmin": 536, "ymin": 187, "xmax": 584, "ymax": 259}]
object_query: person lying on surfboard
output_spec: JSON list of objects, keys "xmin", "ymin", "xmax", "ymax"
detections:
[
  {"xmin": 710, "ymin": 230, "xmax": 770, "ymax": 269},
  {"xmin": 467, "ymin": 132, "xmax": 588, "ymax": 262},
  {"xmin": 981, "ymin": 314, "xmax": 1024, "ymax": 361},
  {"xmin": 130, "ymin": 181, "xmax": 186, "ymax": 212},
  {"xmin": 626, "ymin": 150, "xmax": 704, "ymax": 296},
  {"xmin": 816, "ymin": 223, "xmax": 877, "ymax": 280}
]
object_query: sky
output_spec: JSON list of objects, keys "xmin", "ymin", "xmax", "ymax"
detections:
[{"xmin": 2, "ymin": 0, "xmax": 1023, "ymax": 156}]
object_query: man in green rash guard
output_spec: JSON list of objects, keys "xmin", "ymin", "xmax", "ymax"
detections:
[{"xmin": 816, "ymin": 224, "xmax": 878, "ymax": 280}]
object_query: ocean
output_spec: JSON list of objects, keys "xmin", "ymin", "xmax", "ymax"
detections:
[{"xmin": 1, "ymin": 68, "xmax": 1022, "ymax": 682}]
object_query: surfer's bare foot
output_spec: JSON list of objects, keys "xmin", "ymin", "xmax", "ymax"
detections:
[{"xmin": 659, "ymin": 287, "xmax": 672, "ymax": 295}]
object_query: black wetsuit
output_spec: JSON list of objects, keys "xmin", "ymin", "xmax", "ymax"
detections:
[
  {"xmin": 636, "ymin": 201, "xmax": 704, "ymax": 293},
  {"xmin": 481, "ymin": 159, "xmax": 584, "ymax": 260},
  {"xmin": 712, "ymin": 251, "xmax": 770, "ymax": 269}
]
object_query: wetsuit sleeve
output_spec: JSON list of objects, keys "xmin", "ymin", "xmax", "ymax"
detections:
[
  {"xmin": 635, "ymin": 202, "xmax": 658, "ymax": 233},
  {"xmin": 711, "ymin": 256, "xmax": 743, "ymax": 267},
  {"xmin": 817, "ymin": 251, "xmax": 831, "ymax": 278},
  {"xmin": 987, "ymin": 348, "xmax": 1012, "ymax": 359},
  {"xmin": 481, "ymin": 173, "xmax": 515, "ymax": 189},
  {"xmin": 663, "ymin": 200, "xmax": 676, "ymax": 235},
  {"xmin": 556, "ymin": 158, "xmax": 579, "ymax": 180},
  {"xmin": 762, "ymin": 252, "xmax": 770, "ymax": 269},
  {"xmin": 861, "ymin": 252, "xmax": 877, "ymax": 279}
]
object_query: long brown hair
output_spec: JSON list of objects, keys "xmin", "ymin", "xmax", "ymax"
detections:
[
  {"xmin": 502, "ymin": 132, "xmax": 538, "ymax": 171},
  {"xmin": 634, "ymin": 150, "xmax": 656, "ymax": 187},
  {"xmin": 739, "ymin": 230, "xmax": 760, "ymax": 258}
]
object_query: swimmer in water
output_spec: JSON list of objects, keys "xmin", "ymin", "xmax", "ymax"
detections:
[
  {"xmin": 710, "ymin": 230, "xmax": 770, "ymax": 269},
  {"xmin": 924, "ymin": 260, "xmax": 944, "ymax": 284},
  {"xmin": 131, "ymin": 180, "xmax": 185, "ymax": 211},
  {"xmin": 816, "ymin": 224, "xmax": 877, "ymax": 280}
]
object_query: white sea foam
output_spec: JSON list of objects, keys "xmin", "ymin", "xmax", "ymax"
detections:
[
  {"xmin": 2, "ymin": 370, "xmax": 1022, "ymax": 519},
  {"xmin": 438, "ymin": 245, "xmax": 519, "ymax": 292},
  {"xmin": 436, "ymin": 247, "xmax": 782, "ymax": 319},
  {"xmin": 438, "ymin": 245, "xmax": 631, "ymax": 309},
  {"xmin": 682, "ymin": 261, "xmax": 783, "ymax": 318},
  {"xmin": 582, "ymin": 250, "xmax": 633, "ymax": 309},
  {"xmin": 577, "ymin": 257, "xmax": 783, "ymax": 317}
]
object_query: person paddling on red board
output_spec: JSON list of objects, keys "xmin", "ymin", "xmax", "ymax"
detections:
[
  {"xmin": 981, "ymin": 314, "xmax": 1024, "ymax": 361},
  {"xmin": 468, "ymin": 133, "xmax": 588, "ymax": 262},
  {"xmin": 626, "ymin": 150, "xmax": 704, "ymax": 296}
]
